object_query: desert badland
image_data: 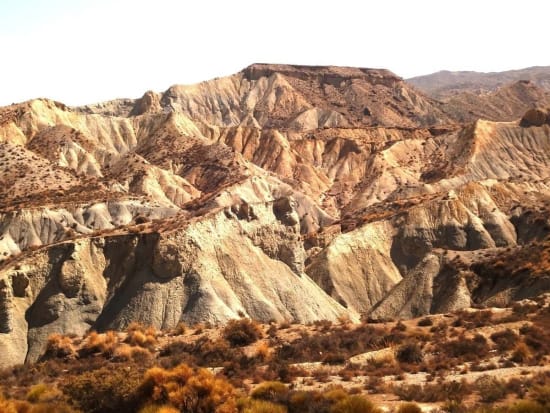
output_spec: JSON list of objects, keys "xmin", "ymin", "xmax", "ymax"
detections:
[{"xmin": 0, "ymin": 63, "xmax": 549, "ymax": 412}]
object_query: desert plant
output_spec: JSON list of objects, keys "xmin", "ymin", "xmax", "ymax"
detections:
[
  {"xmin": 241, "ymin": 399, "xmax": 287, "ymax": 413},
  {"xmin": 79, "ymin": 331, "xmax": 119, "ymax": 358},
  {"xmin": 62, "ymin": 366, "xmax": 142, "ymax": 413},
  {"xmin": 396, "ymin": 402, "xmax": 422, "ymax": 413},
  {"xmin": 417, "ymin": 317, "xmax": 433, "ymax": 327},
  {"xmin": 396, "ymin": 342, "xmax": 423, "ymax": 364},
  {"xmin": 444, "ymin": 334, "xmax": 489, "ymax": 361},
  {"xmin": 42, "ymin": 333, "xmax": 76, "ymax": 360},
  {"xmin": 507, "ymin": 400, "xmax": 546, "ymax": 413},
  {"xmin": 490, "ymin": 329, "xmax": 519, "ymax": 352},
  {"xmin": 223, "ymin": 318, "xmax": 263, "ymax": 347},
  {"xmin": 26, "ymin": 383, "xmax": 62, "ymax": 403},
  {"xmin": 475, "ymin": 375, "xmax": 507, "ymax": 403},
  {"xmin": 330, "ymin": 395, "xmax": 381, "ymax": 413},
  {"xmin": 137, "ymin": 363, "xmax": 237, "ymax": 413},
  {"xmin": 251, "ymin": 381, "xmax": 289, "ymax": 404},
  {"xmin": 530, "ymin": 384, "xmax": 550, "ymax": 407}
]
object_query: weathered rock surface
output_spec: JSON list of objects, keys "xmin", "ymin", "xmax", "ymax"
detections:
[{"xmin": 0, "ymin": 63, "xmax": 549, "ymax": 368}]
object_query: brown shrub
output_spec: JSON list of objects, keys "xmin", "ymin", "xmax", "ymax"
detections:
[
  {"xmin": 61, "ymin": 366, "xmax": 142, "ymax": 413},
  {"xmin": 396, "ymin": 343, "xmax": 423, "ymax": 364},
  {"xmin": 330, "ymin": 395, "xmax": 381, "ymax": 413},
  {"xmin": 511, "ymin": 342, "xmax": 531, "ymax": 363},
  {"xmin": 443, "ymin": 334, "xmax": 489, "ymax": 361},
  {"xmin": 251, "ymin": 381, "xmax": 289, "ymax": 404},
  {"xmin": 125, "ymin": 329, "xmax": 157, "ymax": 350},
  {"xmin": 530, "ymin": 384, "xmax": 550, "ymax": 407},
  {"xmin": 417, "ymin": 317, "xmax": 433, "ymax": 327},
  {"xmin": 78, "ymin": 331, "xmax": 119, "ymax": 358},
  {"xmin": 223, "ymin": 318, "xmax": 263, "ymax": 347},
  {"xmin": 137, "ymin": 363, "xmax": 237, "ymax": 413},
  {"xmin": 490, "ymin": 329, "xmax": 519, "ymax": 352},
  {"xmin": 41, "ymin": 334, "xmax": 76, "ymax": 360},
  {"xmin": 392, "ymin": 380, "xmax": 471, "ymax": 403},
  {"xmin": 396, "ymin": 402, "xmax": 422, "ymax": 413},
  {"xmin": 474, "ymin": 375, "xmax": 507, "ymax": 403},
  {"xmin": 240, "ymin": 399, "xmax": 287, "ymax": 413}
]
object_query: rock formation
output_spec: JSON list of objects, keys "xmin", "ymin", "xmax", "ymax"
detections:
[{"xmin": 0, "ymin": 64, "xmax": 549, "ymax": 368}]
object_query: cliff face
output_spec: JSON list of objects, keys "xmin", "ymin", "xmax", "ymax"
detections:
[
  {"xmin": 80, "ymin": 63, "xmax": 453, "ymax": 128},
  {"xmin": 0, "ymin": 64, "xmax": 549, "ymax": 368}
]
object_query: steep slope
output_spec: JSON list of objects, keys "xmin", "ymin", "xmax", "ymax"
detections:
[
  {"xmin": 0, "ymin": 64, "xmax": 549, "ymax": 369},
  {"xmin": 80, "ymin": 64, "xmax": 454, "ymax": 129},
  {"xmin": 441, "ymin": 81, "xmax": 550, "ymax": 122}
]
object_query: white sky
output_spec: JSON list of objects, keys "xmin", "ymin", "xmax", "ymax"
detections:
[{"xmin": 1, "ymin": 0, "xmax": 548, "ymax": 106}]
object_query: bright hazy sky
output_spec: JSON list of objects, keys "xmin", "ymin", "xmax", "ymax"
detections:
[{"xmin": 1, "ymin": 0, "xmax": 548, "ymax": 106}]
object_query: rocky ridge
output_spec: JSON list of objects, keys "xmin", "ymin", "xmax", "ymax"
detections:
[{"xmin": 0, "ymin": 64, "xmax": 549, "ymax": 368}]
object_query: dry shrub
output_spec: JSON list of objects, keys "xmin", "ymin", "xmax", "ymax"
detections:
[
  {"xmin": 417, "ymin": 317, "xmax": 433, "ymax": 327},
  {"xmin": 396, "ymin": 342, "xmax": 423, "ymax": 364},
  {"xmin": 275, "ymin": 324, "xmax": 392, "ymax": 364},
  {"xmin": 42, "ymin": 334, "xmax": 76, "ymax": 360},
  {"xmin": 530, "ymin": 384, "xmax": 550, "ymax": 407},
  {"xmin": 441, "ymin": 400, "xmax": 468, "ymax": 413},
  {"xmin": 490, "ymin": 329, "xmax": 519, "ymax": 352},
  {"xmin": 138, "ymin": 404, "xmax": 180, "ymax": 413},
  {"xmin": 113, "ymin": 343, "xmax": 152, "ymax": 362},
  {"xmin": 506, "ymin": 400, "xmax": 546, "ymax": 413},
  {"xmin": 510, "ymin": 342, "xmax": 531, "ymax": 363},
  {"xmin": 61, "ymin": 366, "xmax": 142, "ymax": 413},
  {"xmin": 455, "ymin": 309, "xmax": 493, "ymax": 328},
  {"xmin": 444, "ymin": 334, "xmax": 489, "ymax": 361},
  {"xmin": 26, "ymin": 383, "xmax": 62, "ymax": 403},
  {"xmin": 138, "ymin": 363, "xmax": 237, "ymax": 413},
  {"xmin": 255, "ymin": 341, "xmax": 271, "ymax": 361},
  {"xmin": 392, "ymin": 321, "xmax": 407, "ymax": 332},
  {"xmin": 330, "ymin": 395, "xmax": 381, "ymax": 413},
  {"xmin": 79, "ymin": 331, "xmax": 119, "ymax": 358},
  {"xmin": 392, "ymin": 380, "xmax": 471, "ymax": 403},
  {"xmin": 475, "ymin": 375, "xmax": 507, "ymax": 403},
  {"xmin": 251, "ymin": 381, "xmax": 289, "ymax": 404},
  {"xmin": 396, "ymin": 402, "xmax": 422, "ymax": 413},
  {"xmin": 125, "ymin": 329, "xmax": 157, "ymax": 350},
  {"xmin": 170, "ymin": 322, "xmax": 186, "ymax": 336},
  {"xmin": 223, "ymin": 318, "xmax": 263, "ymax": 347},
  {"xmin": 241, "ymin": 399, "xmax": 287, "ymax": 413}
]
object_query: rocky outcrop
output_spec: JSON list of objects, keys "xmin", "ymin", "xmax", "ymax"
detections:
[
  {"xmin": 0, "ymin": 198, "xmax": 351, "ymax": 367},
  {"xmin": 1, "ymin": 64, "xmax": 550, "ymax": 369},
  {"xmin": 130, "ymin": 91, "xmax": 162, "ymax": 116},
  {"xmin": 520, "ymin": 107, "xmax": 550, "ymax": 127}
]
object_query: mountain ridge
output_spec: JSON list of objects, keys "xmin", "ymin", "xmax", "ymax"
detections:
[{"xmin": 0, "ymin": 63, "xmax": 549, "ymax": 369}]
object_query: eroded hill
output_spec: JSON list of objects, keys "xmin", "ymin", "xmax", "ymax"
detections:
[{"xmin": 0, "ymin": 64, "xmax": 549, "ymax": 369}]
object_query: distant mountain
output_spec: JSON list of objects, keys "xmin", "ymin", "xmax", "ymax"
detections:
[{"xmin": 408, "ymin": 66, "xmax": 550, "ymax": 99}]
